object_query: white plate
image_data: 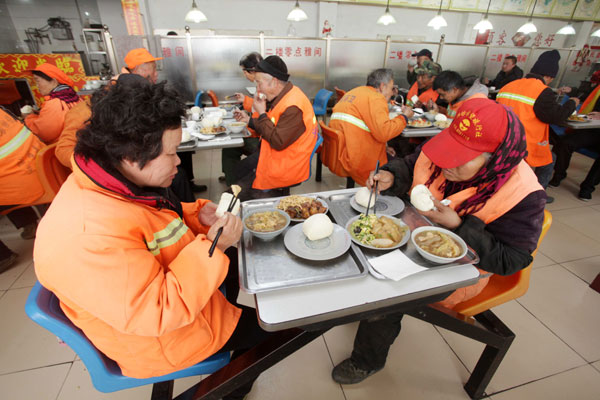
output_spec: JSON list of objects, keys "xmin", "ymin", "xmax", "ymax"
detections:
[
  {"xmin": 350, "ymin": 195, "xmax": 404, "ymax": 215},
  {"xmin": 283, "ymin": 224, "xmax": 351, "ymax": 261},
  {"xmin": 277, "ymin": 196, "xmax": 329, "ymax": 222},
  {"xmin": 345, "ymin": 214, "xmax": 410, "ymax": 251}
]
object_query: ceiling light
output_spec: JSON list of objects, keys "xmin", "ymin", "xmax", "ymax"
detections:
[
  {"xmin": 287, "ymin": 1, "xmax": 308, "ymax": 22},
  {"xmin": 592, "ymin": 28, "xmax": 600, "ymax": 37},
  {"xmin": 518, "ymin": 0, "xmax": 538, "ymax": 34},
  {"xmin": 473, "ymin": 0, "xmax": 493, "ymax": 33},
  {"xmin": 185, "ymin": 0, "xmax": 207, "ymax": 23},
  {"xmin": 427, "ymin": 0, "xmax": 447, "ymax": 30},
  {"xmin": 377, "ymin": 0, "xmax": 396, "ymax": 26},
  {"xmin": 556, "ymin": 0, "xmax": 579, "ymax": 35}
]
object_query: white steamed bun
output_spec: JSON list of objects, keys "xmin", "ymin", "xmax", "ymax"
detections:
[
  {"xmin": 215, "ymin": 192, "xmax": 240, "ymax": 217},
  {"xmin": 355, "ymin": 187, "xmax": 374, "ymax": 208},
  {"xmin": 410, "ymin": 184, "xmax": 435, "ymax": 212},
  {"xmin": 302, "ymin": 214, "xmax": 333, "ymax": 241}
]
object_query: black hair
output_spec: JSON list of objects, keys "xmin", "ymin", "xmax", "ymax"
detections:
[
  {"xmin": 75, "ymin": 78, "xmax": 185, "ymax": 171},
  {"xmin": 239, "ymin": 52, "xmax": 263, "ymax": 71},
  {"xmin": 505, "ymin": 55, "xmax": 517, "ymax": 64},
  {"xmin": 433, "ymin": 70, "xmax": 466, "ymax": 92},
  {"xmin": 32, "ymin": 70, "xmax": 53, "ymax": 82}
]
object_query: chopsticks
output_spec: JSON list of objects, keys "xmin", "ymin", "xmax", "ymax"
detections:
[
  {"xmin": 365, "ymin": 160, "xmax": 380, "ymax": 217},
  {"xmin": 208, "ymin": 193, "xmax": 239, "ymax": 257},
  {"xmin": 225, "ymin": 94, "xmax": 237, "ymax": 100}
]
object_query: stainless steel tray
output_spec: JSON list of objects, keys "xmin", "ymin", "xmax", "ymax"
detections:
[
  {"xmin": 238, "ymin": 195, "xmax": 369, "ymax": 293},
  {"xmin": 326, "ymin": 192, "xmax": 480, "ymax": 271}
]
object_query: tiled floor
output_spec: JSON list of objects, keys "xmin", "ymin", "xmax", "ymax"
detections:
[{"xmin": 1, "ymin": 151, "xmax": 599, "ymax": 400}]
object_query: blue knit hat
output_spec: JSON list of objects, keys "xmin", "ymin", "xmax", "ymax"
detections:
[{"xmin": 530, "ymin": 50, "xmax": 561, "ymax": 78}]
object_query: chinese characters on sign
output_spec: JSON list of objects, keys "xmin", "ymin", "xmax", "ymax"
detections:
[
  {"xmin": 265, "ymin": 47, "xmax": 323, "ymax": 57},
  {"xmin": 161, "ymin": 47, "xmax": 185, "ymax": 58},
  {"xmin": 389, "ymin": 50, "xmax": 418, "ymax": 61},
  {"xmin": 121, "ymin": 0, "xmax": 144, "ymax": 36},
  {"xmin": 489, "ymin": 53, "xmax": 527, "ymax": 63}
]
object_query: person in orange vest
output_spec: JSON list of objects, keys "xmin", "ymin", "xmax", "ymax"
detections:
[
  {"xmin": 21, "ymin": 63, "xmax": 81, "ymax": 143},
  {"xmin": 433, "ymin": 70, "xmax": 489, "ymax": 117},
  {"xmin": 34, "ymin": 78, "xmax": 270, "ymax": 400},
  {"xmin": 497, "ymin": 50, "xmax": 579, "ymax": 203},
  {"xmin": 233, "ymin": 56, "xmax": 318, "ymax": 201},
  {"xmin": 331, "ymin": 98, "xmax": 546, "ymax": 385},
  {"xmin": 406, "ymin": 49, "xmax": 433, "ymax": 87},
  {"xmin": 549, "ymin": 71, "xmax": 600, "ymax": 200},
  {"xmin": 405, "ymin": 60, "xmax": 445, "ymax": 111},
  {"xmin": 329, "ymin": 68, "xmax": 414, "ymax": 185},
  {"xmin": 0, "ymin": 107, "xmax": 46, "ymax": 271}
]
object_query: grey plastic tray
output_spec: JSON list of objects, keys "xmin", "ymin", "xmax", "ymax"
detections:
[{"xmin": 238, "ymin": 195, "xmax": 369, "ymax": 293}]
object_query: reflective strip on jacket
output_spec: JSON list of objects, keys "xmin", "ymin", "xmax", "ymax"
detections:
[
  {"xmin": 253, "ymin": 85, "xmax": 318, "ymax": 190},
  {"xmin": 496, "ymin": 78, "xmax": 551, "ymax": 167},
  {"xmin": 411, "ymin": 153, "xmax": 542, "ymax": 308}
]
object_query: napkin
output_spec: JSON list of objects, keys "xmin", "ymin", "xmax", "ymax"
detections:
[{"xmin": 369, "ymin": 249, "xmax": 428, "ymax": 281}]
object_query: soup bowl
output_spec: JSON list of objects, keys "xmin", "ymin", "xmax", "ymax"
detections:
[{"xmin": 243, "ymin": 209, "xmax": 290, "ymax": 241}]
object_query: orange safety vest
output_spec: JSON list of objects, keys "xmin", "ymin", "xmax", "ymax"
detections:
[
  {"xmin": 446, "ymin": 93, "xmax": 488, "ymax": 118},
  {"xmin": 406, "ymin": 82, "xmax": 439, "ymax": 107},
  {"xmin": 496, "ymin": 78, "xmax": 551, "ymax": 167},
  {"xmin": 242, "ymin": 95, "xmax": 260, "ymax": 137},
  {"xmin": 580, "ymin": 85, "xmax": 600, "ymax": 114},
  {"xmin": 253, "ymin": 85, "xmax": 318, "ymax": 190},
  {"xmin": 0, "ymin": 109, "xmax": 45, "ymax": 205},
  {"xmin": 411, "ymin": 153, "xmax": 542, "ymax": 309}
]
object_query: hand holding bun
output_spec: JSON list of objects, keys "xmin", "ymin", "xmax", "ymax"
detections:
[{"xmin": 410, "ymin": 184, "xmax": 435, "ymax": 212}]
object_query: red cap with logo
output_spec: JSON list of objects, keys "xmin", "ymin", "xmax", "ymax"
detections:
[
  {"xmin": 422, "ymin": 98, "xmax": 508, "ymax": 169},
  {"xmin": 124, "ymin": 48, "xmax": 163, "ymax": 69},
  {"xmin": 29, "ymin": 63, "xmax": 74, "ymax": 87}
]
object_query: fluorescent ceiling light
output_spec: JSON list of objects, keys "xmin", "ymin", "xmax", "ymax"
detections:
[
  {"xmin": 185, "ymin": 0, "xmax": 207, "ymax": 23},
  {"xmin": 591, "ymin": 28, "xmax": 600, "ymax": 37},
  {"xmin": 287, "ymin": 1, "xmax": 308, "ymax": 22}
]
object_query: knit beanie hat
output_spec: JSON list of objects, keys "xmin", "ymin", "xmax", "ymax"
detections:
[
  {"xmin": 530, "ymin": 50, "xmax": 560, "ymax": 78},
  {"xmin": 254, "ymin": 56, "xmax": 290, "ymax": 81}
]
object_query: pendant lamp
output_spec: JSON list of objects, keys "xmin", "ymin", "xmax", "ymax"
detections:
[
  {"xmin": 556, "ymin": 0, "xmax": 579, "ymax": 35},
  {"xmin": 592, "ymin": 28, "xmax": 600, "ymax": 37},
  {"xmin": 287, "ymin": 1, "xmax": 308, "ymax": 22},
  {"xmin": 427, "ymin": 0, "xmax": 447, "ymax": 30},
  {"xmin": 473, "ymin": 0, "xmax": 493, "ymax": 33},
  {"xmin": 184, "ymin": 0, "xmax": 207, "ymax": 23},
  {"xmin": 518, "ymin": 0, "xmax": 538, "ymax": 34},
  {"xmin": 377, "ymin": 0, "xmax": 397, "ymax": 26}
]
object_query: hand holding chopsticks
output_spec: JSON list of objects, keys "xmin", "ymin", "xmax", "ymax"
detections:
[
  {"xmin": 365, "ymin": 160, "xmax": 380, "ymax": 217},
  {"xmin": 208, "ymin": 193, "xmax": 240, "ymax": 257}
]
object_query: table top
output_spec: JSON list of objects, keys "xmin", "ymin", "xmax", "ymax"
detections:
[
  {"xmin": 252, "ymin": 188, "xmax": 480, "ymax": 332},
  {"xmin": 565, "ymin": 118, "xmax": 600, "ymax": 130},
  {"xmin": 402, "ymin": 127, "xmax": 441, "ymax": 138},
  {"xmin": 177, "ymin": 132, "xmax": 246, "ymax": 152}
]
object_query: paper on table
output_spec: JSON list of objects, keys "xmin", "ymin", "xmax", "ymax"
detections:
[{"xmin": 369, "ymin": 249, "xmax": 428, "ymax": 281}]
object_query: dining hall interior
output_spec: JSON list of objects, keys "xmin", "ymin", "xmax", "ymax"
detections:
[{"xmin": 1, "ymin": 0, "xmax": 600, "ymax": 399}]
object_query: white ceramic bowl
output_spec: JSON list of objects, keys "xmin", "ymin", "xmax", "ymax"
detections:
[
  {"xmin": 90, "ymin": 80, "xmax": 102, "ymax": 89},
  {"xmin": 243, "ymin": 209, "xmax": 291, "ymax": 241},
  {"xmin": 424, "ymin": 111, "xmax": 438, "ymax": 122},
  {"xmin": 411, "ymin": 226, "xmax": 468, "ymax": 264},
  {"xmin": 227, "ymin": 121, "xmax": 247, "ymax": 134}
]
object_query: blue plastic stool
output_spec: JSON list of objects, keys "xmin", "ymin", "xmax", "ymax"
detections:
[
  {"xmin": 194, "ymin": 90, "xmax": 204, "ymax": 107},
  {"xmin": 25, "ymin": 281, "xmax": 230, "ymax": 395},
  {"xmin": 306, "ymin": 131, "xmax": 324, "ymax": 181},
  {"xmin": 312, "ymin": 89, "xmax": 333, "ymax": 118}
]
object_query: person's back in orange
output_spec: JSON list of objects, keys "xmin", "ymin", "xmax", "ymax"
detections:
[{"xmin": 55, "ymin": 99, "xmax": 91, "ymax": 168}]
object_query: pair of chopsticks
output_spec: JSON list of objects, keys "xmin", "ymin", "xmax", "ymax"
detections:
[
  {"xmin": 365, "ymin": 160, "xmax": 380, "ymax": 217},
  {"xmin": 225, "ymin": 94, "xmax": 238, "ymax": 100},
  {"xmin": 208, "ymin": 193, "xmax": 240, "ymax": 257}
]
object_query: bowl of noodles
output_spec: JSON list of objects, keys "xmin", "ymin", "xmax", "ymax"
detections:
[
  {"xmin": 243, "ymin": 209, "xmax": 290, "ymax": 240},
  {"xmin": 411, "ymin": 226, "xmax": 468, "ymax": 264}
]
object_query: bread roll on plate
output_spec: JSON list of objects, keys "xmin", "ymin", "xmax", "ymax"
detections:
[{"xmin": 302, "ymin": 214, "xmax": 333, "ymax": 241}]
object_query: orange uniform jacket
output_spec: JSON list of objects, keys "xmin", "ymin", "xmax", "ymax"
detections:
[
  {"xmin": 496, "ymin": 78, "xmax": 552, "ymax": 167},
  {"xmin": 34, "ymin": 160, "xmax": 241, "ymax": 378},
  {"xmin": 580, "ymin": 85, "xmax": 600, "ymax": 114},
  {"xmin": 253, "ymin": 85, "xmax": 318, "ymax": 190},
  {"xmin": 330, "ymin": 86, "xmax": 407, "ymax": 186},
  {"xmin": 56, "ymin": 100, "xmax": 91, "ymax": 168},
  {"xmin": 0, "ymin": 109, "xmax": 45, "ymax": 205},
  {"xmin": 412, "ymin": 153, "xmax": 542, "ymax": 308},
  {"xmin": 242, "ymin": 95, "xmax": 259, "ymax": 137},
  {"xmin": 25, "ymin": 97, "xmax": 81, "ymax": 144},
  {"xmin": 406, "ymin": 82, "xmax": 439, "ymax": 107}
]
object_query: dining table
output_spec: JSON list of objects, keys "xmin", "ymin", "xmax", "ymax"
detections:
[
  {"xmin": 169, "ymin": 188, "xmax": 518, "ymax": 400},
  {"xmin": 565, "ymin": 117, "xmax": 600, "ymax": 130}
]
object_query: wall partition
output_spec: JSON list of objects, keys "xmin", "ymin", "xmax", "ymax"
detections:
[{"xmin": 328, "ymin": 39, "xmax": 387, "ymax": 92}]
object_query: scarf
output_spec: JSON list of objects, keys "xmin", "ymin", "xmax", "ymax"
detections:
[
  {"xmin": 49, "ymin": 84, "xmax": 80, "ymax": 104},
  {"xmin": 425, "ymin": 105, "xmax": 528, "ymax": 216}
]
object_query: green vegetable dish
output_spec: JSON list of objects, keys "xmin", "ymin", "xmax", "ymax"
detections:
[{"xmin": 349, "ymin": 214, "xmax": 406, "ymax": 248}]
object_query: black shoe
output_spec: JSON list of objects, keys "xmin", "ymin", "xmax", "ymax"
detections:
[
  {"xmin": 546, "ymin": 196, "xmax": 555, "ymax": 204},
  {"xmin": 578, "ymin": 191, "xmax": 592, "ymax": 201},
  {"xmin": 548, "ymin": 176, "xmax": 564, "ymax": 188},
  {"xmin": 190, "ymin": 183, "xmax": 207, "ymax": 193},
  {"xmin": 0, "ymin": 252, "xmax": 18, "ymax": 274},
  {"xmin": 21, "ymin": 222, "xmax": 37, "ymax": 240},
  {"xmin": 331, "ymin": 358, "xmax": 382, "ymax": 385},
  {"xmin": 218, "ymin": 175, "xmax": 226, "ymax": 183}
]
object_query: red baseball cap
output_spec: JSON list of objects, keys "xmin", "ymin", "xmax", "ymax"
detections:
[
  {"xmin": 124, "ymin": 48, "xmax": 163, "ymax": 69},
  {"xmin": 423, "ymin": 98, "xmax": 508, "ymax": 169},
  {"xmin": 29, "ymin": 63, "xmax": 74, "ymax": 86}
]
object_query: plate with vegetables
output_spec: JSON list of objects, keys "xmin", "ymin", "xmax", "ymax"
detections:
[{"xmin": 346, "ymin": 214, "xmax": 410, "ymax": 250}]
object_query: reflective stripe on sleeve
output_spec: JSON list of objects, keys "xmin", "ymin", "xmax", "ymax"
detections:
[
  {"xmin": 330, "ymin": 112, "xmax": 371, "ymax": 132},
  {"xmin": 0, "ymin": 126, "xmax": 31, "ymax": 160},
  {"xmin": 145, "ymin": 218, "xmax": 189, "ymax": 256}
]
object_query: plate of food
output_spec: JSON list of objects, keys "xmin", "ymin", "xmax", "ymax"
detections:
[
  {"xmin": 243, "ymin": 209, "xmax": 290, "ymax": 241},
  {"xmin": 568, "ymin": 114, "xmax": 589, "ymax": 123},
  {"xmin": 411, "ymin": 226, "xmax": 467, "ymax": 264},
  {"xmin": 351, "ymin": 187, "xmax": 405, "ymax": 216},
  {"xmin": 434, "ymin": 120, "xmax": 452, "ymax": 129},
  {"xmin": 346, "ymin": 214, "xmax": 410, "ymax": 250},
  {"xmin": 277, "ymin": 195, "xmax": 328, "ymax": 221},
  {"xmin": 199, "ymin": 125, "xmax": 228, "ymax": 135},
  {"xmin": 284, "ymin": 214, "xmax": 351, "ymax": 261},
  {"xmin": 407, "ymin": 118, "xmax": 433, "ymax": 128}
]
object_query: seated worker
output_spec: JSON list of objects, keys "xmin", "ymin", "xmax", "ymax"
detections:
[
  {"xmin": 406, "ymin": 49, "xmax": 433, "ymax": 87},
  {"xmin": 497, "ymin": 50, "xmax": 579, "ymax": 198},
  {"xmin": 331, "ymin": 98, "xmax": 545, "ymax": 385},
  {"xmin": 22, "ymin": 63, "xmax": 81, "ymax": 143},
  {"xmin": 55, "ymin": 98, "xmax": 91, "ymax": 168},
  {"xmin": 34, "ymin": 77, "xmax": 270, "ymax": 400},
  {"xmin": 406, "ymin": 60, "xmax": 447, "ymax": 112},
  {"xmin": 433, "ymin": 70, "xmax": 489, "ymax": 118},
  {"xmin": 233, "ymin": 56, "xmax": 318, "ymax": 201},
  {"xmin": 218, "ymin": 52, "xmax": 262, "ymax": 186},
  {"xmin": 550, "ymin": 78, "xmax": 600, "ymax": 201},
  {"xmin": 329, "ymin": 68, "xmax": 413, "ymax": 185},
  {"xmin": 483, "ymin": 55, "xmax": 523, "ymax": 91}
]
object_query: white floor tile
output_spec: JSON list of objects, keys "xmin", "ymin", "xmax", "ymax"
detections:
[
  {"xmin": 592, "ymin": 361, "xmax": 600, "ymax": 373},
  {"xmin": 9, "ymin": 263, "xmax": 38, "ymax": 289},
  {"xmin": 0, "ymin": 288, "xmax": 75, "ymax": 374},
  {"xmin": 518, "ymin": 265, "xmax": 600, "ymax": 362},
  {"xmin": 560, "ymin": 256, "xmax": 600, "ymax": 285},
  {"xmin": 0, "ymin": 238, "xmax": 33, "ymax": 290},
  {"xmin": 0, "ymin": 363, "xmax": 71, "ymax": 400},
  {"xmin": 538, "ymin": 220, "xmax": 600, "ymax": 263},
  {"xmin": 550, "ymin": 207, "xmax": 600, "ymax": 244},
  {"xmin": 438, "ymin": 300, "xmax": 586, "ymax": 394},
  {"xmin": 488, "ymin": 364, "xmax": 600, "ymax": 400},
  {"xmin": 531, "ymin": 251, "xmax": 555, "ymax": 269},
  {"xmin": 325, "ymin": 319, "xmax": 474, "ymax": 400}
]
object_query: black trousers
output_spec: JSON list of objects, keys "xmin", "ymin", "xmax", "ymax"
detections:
[
  {"xmin": 0, "ymin": 206, "xmax": 39, "ymax": 229},
  {"xmin": 351, "ymin": 314, "xmax": 405, "ymax": 371},
  {"xmin": 553, "ymin": 129, "xmax": 600, "ymax": 194},
  {"xmin": 0, "ymin": 240, "xmax": 14, "ymax": 260},
  {"xmin": 234, "ymin": 151, "xmax": 291, "ymax": 202}
]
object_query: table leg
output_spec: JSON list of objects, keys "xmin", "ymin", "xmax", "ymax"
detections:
[
  {"xmin": 316, "ymin": 154, "xmax": 323, "ymax": 182},
  {"xmin": 590, "ymin": 273, "xmax": 600, "ymax": 293}
]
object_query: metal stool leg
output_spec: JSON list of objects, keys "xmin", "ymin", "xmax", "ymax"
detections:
[
  {"xmin": 316, "ymin": 154, "xmax": 323, "ymax": 182},
  {"xmin": 151, "ymin": 380, "xmax": 174, "ymax": 400}
]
